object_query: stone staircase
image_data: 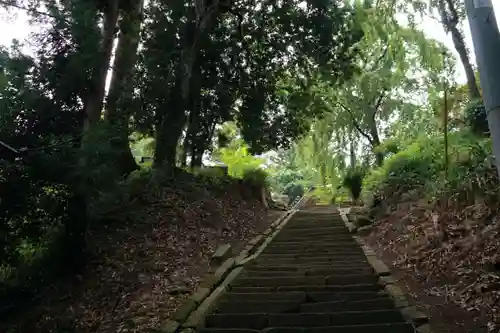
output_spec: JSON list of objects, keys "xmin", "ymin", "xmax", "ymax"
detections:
[{"xmin": 196, "ymin": 209, "xmax": 419, "ymax": 333}]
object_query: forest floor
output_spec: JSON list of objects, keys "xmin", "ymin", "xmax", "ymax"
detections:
[
  {"xmin": 364, "ymin": 199, "xmax": 500, "ymax": 333},
  {"xmin": 4, "ymin": 179, "xmax": 283, "ymax": 333}
]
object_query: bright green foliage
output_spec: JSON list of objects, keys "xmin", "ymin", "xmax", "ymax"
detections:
[
  {"xmin": 363, "ymin": 131, "xmax": 493, "ymax": 201},
  {"xmin": 217, "ymin": 144, "xmax": 265, "ymax": 179}
]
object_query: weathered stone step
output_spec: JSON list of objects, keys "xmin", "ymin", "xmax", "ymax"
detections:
[
  {"xmin": 204, "ymin": 310, "xmax": 408, "ymax": 329},
  {"xmin": 259, "ymin": 251, "xmax": 366, "ymax": 262},
  {"xmin": 266, "ymin": 240, "xmax": 355, "ymax": 247},
  {"xmin": 271, "ymin": 236, "xmax": 355, "ymax": 242},
  {"xmin": 235, "ymin": 274, "xmax": 378, "ymax": 287},
  {"xmin": 222, "ymin": 292, "xmax": 307, "ymax": 303},
  {"xmin": 230, "ymin": 284, "xmax": 383, "ymax": 294},
  {"xmin": 230, "ymin": 275, "xmax": 379, "ymax": 288},
  {"xmin": 221, "ymin": 291, "xmax": 388, "ymax": 303},
  {"xmin": 261, "ymin": 323, "xmax": 415, "ymax": 333},
  {"xmin": 276, "ymin": 284, "xmax": 382, "ymax": 292},
  {"xmin": 262, "ymin": 244, "xmax": 361, "ymax": 252},
  {"xmin": 306, "ymin": 291, "xmax": 388, "ymax": 303},
  {"xmin": 242, "ymin": 267, "xmax": 374, "ymax": 278},
  {"xmin": 254, "ymin": 257, "xmax": 368, "ymax": 267},
  {"xmin": 277, "ymin": 230, "xmax": 349, "ymax": 237},
  {"xmin": 300, "ymin": 297, "xmax": 395, "ymax": 312},
  {"xmin": 215, "ymin": 301, "xmax": 301, "ymax": 314}
]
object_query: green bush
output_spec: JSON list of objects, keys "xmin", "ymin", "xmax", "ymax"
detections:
[
  {"xmin": 285, "ymin": 182, "xmax": 305, "ymax": 205},
  {"xmin": 363, "ymin": 131, "xmax": 492, "ymax": 202},
  {"xmin": 464, "ymin": 99, "xmax": 489, "ymax": 136},
  {"xmin": 242, "ymin": 168, "xmax": 269, "ymax": 188},
  {"xmin": 342, "ymin": 168, "xmax": 365, "ymax": 201}
]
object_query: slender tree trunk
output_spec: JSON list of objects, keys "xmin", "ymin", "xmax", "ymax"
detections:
[
  {"xmin": 439, "ymin": 0, "xmax": 481, "ymax": 100},
  {"xmin": 349, "ymin": 129, "xmax": 356, "ymax": 168},
  {"xmin": 449, "ymin": 26, "xmax": 481, "ymax": 100},
  {"xmin": 105, "ymin": 0, "xmax": 145, "ymax": 176},
  {"xmin": 368, "ymin": 121, "xmax": 383, "ymax": 166}
]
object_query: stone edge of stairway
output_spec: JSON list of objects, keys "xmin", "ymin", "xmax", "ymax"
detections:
[
  {"xmin": 339, "ymin": 208, "xmax": 434, "ymax": 333},
  {"xmin": 157, "ymin": 208, "xmax": 299, "ymax": 333}
]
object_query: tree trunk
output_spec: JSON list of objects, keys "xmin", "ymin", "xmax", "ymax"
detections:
[
  {"xmin": 439, "ymin": 0, "xmax": 481, "ymax": 100},
  {"xmin": 154, "ymin": 84, "xmax": 187, "ymax": 169},
  {"xmin": 70, "ymin": 0, "xmax": 119, "ymax": 270},
  {"xmin": 105, "ymin": 0, "xmax": 145, "ymax": 176},
  {"xmin": 154, "ymin": 5, "xmax": 220, "ymax": 169},
  {"xmin": 368, "ymin": 121, "xmax": 383, "ymax": 166},
  {"xmin": 349, "ymin": 129, "xmax": 356, "ymax": 168},
  {"xmin": 449, "ymin": 25, "xmax": 481, "ymax": 100},
  {"xmin": 83, "ymin": 0, "xmax": 120, "ymax": 129}
]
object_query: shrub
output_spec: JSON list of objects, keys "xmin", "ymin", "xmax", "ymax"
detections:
[
  {"xmin": 285, "ymin": 182, "xmax": 305, "ymax": 205},
  {"xmin": 242, "ymin": 168, "xmax": 269, "ymax": 189},
  {"xmin": 342, "ymin": 168, "xmax": 365, "ymax": 201},
  {"xmin": 464, "ymin": 99, "xmax": 489, "ymax": 136},
  {"xmin": 363, "ymin": 131, "xmax": 493, "ymax": 203}
]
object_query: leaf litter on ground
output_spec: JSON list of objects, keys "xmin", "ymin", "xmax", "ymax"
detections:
[
  {"xmin": 365, "ymin": 194, "xmax": 500, "ymax": 333},
  {"xmin": 7, "ymin": 181, "xmax": 281, "ymax": 333}
]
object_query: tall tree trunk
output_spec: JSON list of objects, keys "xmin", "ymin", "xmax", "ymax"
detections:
[
  {"xmin": 83, "ymin": 0, "xmax": 120, "ymax": 129},
  {"xmin": 368, "ymin": 121, "xmax": 383, "ymax": 166},
  {"xmin": 105, "ymin": 0, "xmax": 145, "ymax": 176},
  {"xmin": 154, "ymin": 4, "xmax": 220, "ymax": 169},
  {"xmin": 439, "ymin": 0, "xmax": 481, "ymax": 100},
  {"xmin": 70, "ymin": 0, "xmax": 119, "ymax": 271},
  {"xmin": 154, "ymin": 84, "xmax": 187, "ymax": 170}
]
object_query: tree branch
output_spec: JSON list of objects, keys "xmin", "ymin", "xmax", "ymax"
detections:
[
  {"xmin": 335, "ymin": 101, "xmax": 374, "ymax": 145},
  {"xmin": 372, "ymin": 88, "xmax": 388, "ymax": 121}
]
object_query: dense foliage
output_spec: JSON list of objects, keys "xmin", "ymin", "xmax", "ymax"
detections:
[{"xmin": 0, "ymin": 0, "xmax": 364, "ymax": 322}]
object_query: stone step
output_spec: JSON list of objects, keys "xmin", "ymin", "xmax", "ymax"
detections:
[
  {"xmin": 242, "ymin": 267, "xmax": 374, "ymax": 278},
  {"xmin": 300, "ymin": 297, "xmax": 395, "ymax": 312},
  {"xmin": 266, "ymin": 240, "xmax": 355, "ymax": 247},
  {"xmin": 229, "ymin": 284, "xmax": 383, "ymax": 294},
  {"xmin": 276, "ymin": 284, "xmax": 382, "ymax": 293},
  {"xmin": 204, "ymin": 310, "xmax": 407, "ymax": 329},
  {"xmin": 277, "ymin": 231, "xmax": 349, "ymax": 237},
  {"xmin": 277, "ymin": 226, "xmax": 346, "ymax": 232},
  {"xmin": 221, "ymin": 291, "xmax": 388, "ymax": 303},
  {"xmin": 194, "ymin": 210, "xmax": 408, "ymax": 333},
  {"xmin": 260, "ymin": 323, "xmax": 415, "ymax": 333},
  {"xmin": 306, "ymin": 291, "xmax": 388, "ymax": 303},
  {"xmin": 271, "ymin": 237, "xmax": 355, "ymax": 242},
  {"xmin": 252, "ymin": 258, "xmax": 369, "ymax": 266},
  {"xmin": 230, "ymin": 275, "xmax": 378, "ymax": 288},
  {"xmin": 222, "ymin": 292, "xmax": 307, "ymax": 303},
  {"xmin": 215, "ymin": 301, "xmax": 302, "ymax": 314},
  {"xmin": 261, "ymin": 245, "xmax": 362, "ymax": 253},
  {"xmin": 245, "ymin": 264, "xmax": 373, "ymax": 272},
  {"xmin": 255, "ymin": 254, "xmax": 367, "ymax": 261}
]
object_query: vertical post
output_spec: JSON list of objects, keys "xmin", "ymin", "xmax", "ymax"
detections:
[{"xmin": 465, "ymin": 0, "xmax": 500, "ymax": 177}]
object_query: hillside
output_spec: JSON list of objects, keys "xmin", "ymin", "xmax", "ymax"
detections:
[{"xmin": 3, "ymin": 171, "xmax": 283, "ymax": 333}]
